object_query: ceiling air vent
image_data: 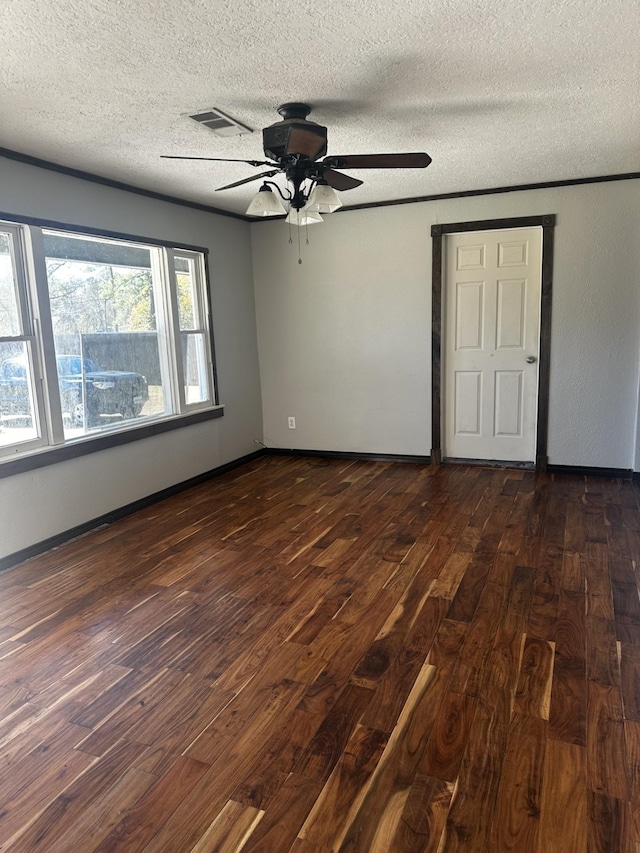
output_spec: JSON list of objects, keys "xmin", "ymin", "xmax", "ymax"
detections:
[{"xmin": 188, "ymin": 108, "xmax": 253, "ymax": 137}]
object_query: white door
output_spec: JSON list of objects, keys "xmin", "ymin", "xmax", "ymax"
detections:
[{"xmin": 443, "ymin": 227, "xmax": 542, "ymax": 462}]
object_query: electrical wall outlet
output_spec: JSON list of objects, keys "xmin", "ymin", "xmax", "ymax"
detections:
[{"xmin": 288, "ymin": 416, "xmax": 296, "ymax": 429}]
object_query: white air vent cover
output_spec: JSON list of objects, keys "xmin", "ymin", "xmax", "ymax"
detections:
[{"xmin": 188, "ymin": 108, "xmax": 253, "ymax": 137}]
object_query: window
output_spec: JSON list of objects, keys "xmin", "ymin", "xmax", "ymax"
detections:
[
  {"xmin": 0, "ymin": 226, "xmax": 44, "ymax": 453},
  {"xmin": 0, "ymin": 220, "xmax": 217, "ymax": 465},
  {"xmin": 174, "ymin": 252, "xmax": 211, "ymax": 406}
]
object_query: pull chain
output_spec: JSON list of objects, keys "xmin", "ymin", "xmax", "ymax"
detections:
[{"xmin": 297, "ymin": 212, "xmax": 302, "ymax": 264}]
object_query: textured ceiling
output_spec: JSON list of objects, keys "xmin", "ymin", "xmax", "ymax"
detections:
[{"xmin": 0, "ymin": 0, "xmax": 638, "ymax": 215}]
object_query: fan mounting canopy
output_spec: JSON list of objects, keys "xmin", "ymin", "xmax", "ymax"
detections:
[{"xmin": 276, "ymin": 102, "xmax": 313, "ymax": 120}]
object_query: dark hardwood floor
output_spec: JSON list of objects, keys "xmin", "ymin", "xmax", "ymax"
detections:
[{"xmin": 1, "ymin": 456, "xmax": 639, "ymax": 851}]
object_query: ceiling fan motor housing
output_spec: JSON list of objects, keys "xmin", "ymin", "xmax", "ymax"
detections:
[{"xmin": 263, "ymin": 103, "xmax": 327, "ymax": 161}]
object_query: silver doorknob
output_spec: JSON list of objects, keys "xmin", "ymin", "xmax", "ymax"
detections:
[{"xmin": 526, "ymin": 355, "xmax": 537, "ymax": 364}]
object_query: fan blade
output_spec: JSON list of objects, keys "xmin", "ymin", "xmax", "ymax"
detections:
[
  {"xmin": 161, "ymin": 155, "xmax": 277, "ymax": 167},
  {"xmin": 215, "ymin": 170, "xmax": 280, "ymax": 192},
  {"xmin": 321, "ymin": 169, "xmax": 363, "ymax": 191},
  {"xmin": 322, "ymin": 153, "xmax": 432, "ymax": 169}
]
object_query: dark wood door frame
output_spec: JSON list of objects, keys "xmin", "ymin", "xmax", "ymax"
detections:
[{"xmin": 431, "ymin": 214, "xmax": 556, "ymax": 471}]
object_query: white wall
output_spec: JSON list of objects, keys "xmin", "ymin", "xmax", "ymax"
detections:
[
  {"xmin": 0, "ymin": 158, "xmax": 263, "ymax": 559},
  {"xmin": 252, "ymin": 180, "xmax": 640, "ymax": 468}
]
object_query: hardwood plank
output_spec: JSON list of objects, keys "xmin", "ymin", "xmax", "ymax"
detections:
[
  {"xmin": 610, "ymin": 557, "xmax": 636, "ymax": 586},
  {"xmin": 232, "ymin": 672, "xmax": 351, "ymax": 810},
  {"xmin": 92, "ymin": 755, "xmax": 210, "ymax": 852},
  {"xmin": 445, "ymin": 554, "xmax": 490, "ymax": 622},
  {"xmin": 624, "ymin": 719, "xmax": 640, "ymax": 844},
  {"xmin": 490, "ymin": 713, "xmax": 547, "ymax": 852},
  {"xmin": 587, "ymin": 680, "xmax": 629, "ymax": 801},
  {"xmin": 419, "ymin": 691, "xmax": 476, "ymax": 782},
  {"xmin": 448, "ymin": 580, "xmax": 509, "ymax": 696},
  {"xmin": 622, "ymin": 645, "xmax": 640, "ymax": 722},
  {"xmin": 502, "ymin": 564, "xmax": 536, "ymax": 626},
  {"xmin": 538, "ymin": 739, "xmax": 587, "ymax": 853},
  {"xmin": 184, "ymin": 675, "xmax": 306, "ymax": 767},
  {"xmin": 351, "ymin": 564, "xmax": 438, "ymax": 688},
  {"xmin": 293, "ymin": 683, "xmax": 374, "ymax": 782},
  {"xmin": 514, "ymin": 636, "xmax": 555, "ymax": 719},
  {"xmin": 426, "ymin": 618, "xmax": 467, "ymax": 669},
  {"xmin": 441, "ymin": 696, "xmax": 509, "ymax": 851},
  {"xmin": 0, "ymin": 720, "xmax": 97, "ymax": 847},
  {"xmin": 137, "ymin": 766, "xmax": 239, "ymax": 852},
  {"xmin": 587, "ymin": 616, "xmax": 620, "ymax": 687},
  {"xmin": 298, "ymin": 724, "xmax": 388, "ymax": 849},
  {"xmin": 527, "ymin": 587, "xmax": 559, "ymax": 642},
  {"xmin": 536, "ymin": 542, "xmax": 564, "ymax": 590},
  {"xmin": 584, "ymin": 543, "xmax": 614, "ymax": 621},
  {"xmin": 388, "ymin": 775, "xmax": 454, "ymax": 853},
  {"xmin": 286, "ymin": 584, "xmax": 354, "ymax": 645},
  {"xmin": 554, "ymin": 587, "xmax": 586, "ymax": 675},
  {"xmin": 288, "ymin": 839, "xmax": 330, "ymax": 853},
  {"xmin": 336, "ymin": 663, "xmax": 450, "ymax": 851},
  {"xmin": 188, "ymin": 800, "xmax": 263, "ymax": 853},
  {"xmin": 357, "ymin": 644, "xmax": 426, "ymax": 734},
  {"xmin": 444, "ymin": 591, "xmax": 522, "ymax": 848},
  {"xmin": 360, "ymin": 594, "xmax": 449, "ymax": 734},
  {"xmin": 5, "ymin": 738, "xmax": 147, "ymax": 852},
  {"xmin": 70, "ymin": 667, "xmax": 168, "ymax": 729},
  {"xmin": 616, "ymin": 620, "xmax": 640, "ymax": 647},
  {"xmin": 612, "ymin": 581, "xmax": 640, "ymax": 625},
  {"xmin": 548, "ymin": 659, "xmax": 587, "ymax": 746},
  {"xmin": 31, "ymin": 662, "xmax": 133, "ymax": 717},
  {"xmin": 404, "ymin": 594, "xmax": 449, "ymax": 657},
  {"xmin": 429, "ymin": 551, "xmax": 474, "ymax": 601},
  {"xmin": 561, "ymin": 551, "xmax": 584, "ymax": 593},
  {"xmin": 239, "ymin": 774, "xmax": 323, "ymax": 853},
  {"xmin": 587, "ymin": 791, "xmax": 635, "ymax": 853},
  {"xmin": 486, "ymin": 552, "xmax": 518, "ymax": 587},
  {"xmin": 132, "ymin": 685, "xmax": 235, "ymax": 776},
  {"xmin": 45, "ymin": 767, "xmax": 157, "ymax": 853},
  {"xmin": 76, "ymin": 669, "xmax": 193, "ymax": 756}
]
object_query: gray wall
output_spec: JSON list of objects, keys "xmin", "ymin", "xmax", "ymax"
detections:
[
  {"xmin": 0, "ymin": 157, "xmax": 263, "ymax": 559},
  {"xmin": 252, "ymin": 180, "xmax": 640, "ymax": 469},
  {"xmin": 3, "ymin": 161, "xmax": 640, "ymax": 561}
]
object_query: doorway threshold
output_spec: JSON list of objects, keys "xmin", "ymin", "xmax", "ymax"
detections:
[{"xmin": 443, "ymin": 457, "xmax": 536, "ymax": 470}]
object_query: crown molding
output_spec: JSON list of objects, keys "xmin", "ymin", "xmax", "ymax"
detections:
[
  {"xmin": 3, "ymin": 146, "xmax": 639, "ymax": 222},
  {"xmin": 0, "ymin": 146, "xmax": 251, "ymax": 221}
]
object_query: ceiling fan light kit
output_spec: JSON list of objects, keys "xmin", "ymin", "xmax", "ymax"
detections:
[
  {"xmin": 284, "ymin": 207, "xmax": 324, "ymax": 227},
  {"xmin": 306, "ymin": 182, "xmax": 343, "ymax": 213},
  {"xmin": 244, "ymin": 183, "xmax": 287, "ymax": 217}
]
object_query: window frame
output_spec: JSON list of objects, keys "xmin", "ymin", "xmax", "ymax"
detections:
[
  {"xmin": 0, "ymin": 212, "xmax": 222, "ymax": 477},
  {"xmin": 0, "ymin": 223, "xmax": 49, "ymax": 455},
  {"xmin": 170, "ymin": 248, "xmax": 215, "ymax": 411}
]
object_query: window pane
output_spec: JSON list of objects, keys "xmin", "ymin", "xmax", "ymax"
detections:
[
  {"xmin": 176, "ymin": 256, "xmax": 198, "ymax": 330},
  {"xmin": 182, "ymin": 333, "xmax": 209, "ymax": 404},
  {"xmin": 0, "ymin": 232, "xmax": 22, "ymax": 337},
  {"xmin": 0, "ymin": 341, "xmax": 39, "ymax": 447},
  {"xmin": 43, "ymin": 233, "xmax": 169, "ymax": 437}
]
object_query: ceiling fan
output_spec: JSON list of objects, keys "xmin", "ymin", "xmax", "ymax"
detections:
[{"xmin": 162, "ymin": 103, "xmax": 432, "ymax": 215}]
